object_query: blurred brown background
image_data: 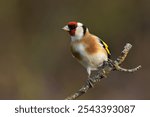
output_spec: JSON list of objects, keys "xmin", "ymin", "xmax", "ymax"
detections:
[{"xmin": 0, "ymin": 0, "xmax": 149, "ymax": 99}]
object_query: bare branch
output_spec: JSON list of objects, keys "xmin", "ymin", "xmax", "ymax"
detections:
[
  {"xmin": 65, "ymin": 84, "xmax": 90, "ymax": 100},
  {"xmin": 115, "ymin": 43, "xmax": 132, "ymax": 65},
  {"xmin": 114, "ymin": 64, "xmax": 142, "ymax": 73},
  {"xmin": 65, "ymin": 43, "xmax": 141, "ymax": 100}
]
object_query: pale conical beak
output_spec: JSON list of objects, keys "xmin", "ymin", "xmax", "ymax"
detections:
[{"xmin": 62, "ymin": 25, "xmax": 70, "ymax": 31}]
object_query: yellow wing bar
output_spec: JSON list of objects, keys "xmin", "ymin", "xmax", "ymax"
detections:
[{"xmin": 99, "ymin": 38, "xmax": 111, "ymax": 57}]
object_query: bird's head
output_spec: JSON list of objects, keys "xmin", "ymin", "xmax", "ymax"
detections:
[{"xmin": 62, "ymin": 21, "xmax": 88, "ymax": 41}]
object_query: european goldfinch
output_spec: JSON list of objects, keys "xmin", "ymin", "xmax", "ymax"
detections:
[{"xmin": 62, "ymin": 21, "xmax": 111, "ymax": 76}]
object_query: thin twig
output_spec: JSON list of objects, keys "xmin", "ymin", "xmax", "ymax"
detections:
[
  {"xmin": 65, "ymin": 43, "xmax": 141, "ymax": 100},
  {"xmin": 114, "ymin": 64, "xmax": 142, "ymax": 73},
  {"xmin": 115, "ymin": 43, "xmax": 132, "ymax": 65}
]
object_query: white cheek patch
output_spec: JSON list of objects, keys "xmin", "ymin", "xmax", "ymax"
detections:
[
  {"xmin": 71, "ymin": 28, "xmax": 84, "ymax": 41},
  {"xmin": 71, "ymin": 26, "xmax": 83, "ymax": 40},
  {"xmin": 76, "ymin": 27, "xmax": 83, "ymax": 36}
]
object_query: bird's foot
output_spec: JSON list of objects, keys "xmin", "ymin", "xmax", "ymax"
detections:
[{"xmin": 86, "ymin": 76, "xmax": 95, "ymax": 88}]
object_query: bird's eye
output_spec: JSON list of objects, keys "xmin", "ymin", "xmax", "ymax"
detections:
[{"xmin": 68, "ymin": 25, "xmax": 76, "ymax": 30}]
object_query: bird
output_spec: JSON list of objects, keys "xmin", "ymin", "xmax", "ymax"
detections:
[{"xmin": 62, "ymin": 21, "xmax": 111, "ymax": 76}]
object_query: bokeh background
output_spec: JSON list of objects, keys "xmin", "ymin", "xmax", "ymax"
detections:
[{"xmin": 0, "ymin": 0, "xmax": 150, "ymax": 99}]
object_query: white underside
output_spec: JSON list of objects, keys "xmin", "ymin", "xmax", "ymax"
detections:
[{"xmin": 72, "ymin": 43, "xmax": 108, "ymax": 76}]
